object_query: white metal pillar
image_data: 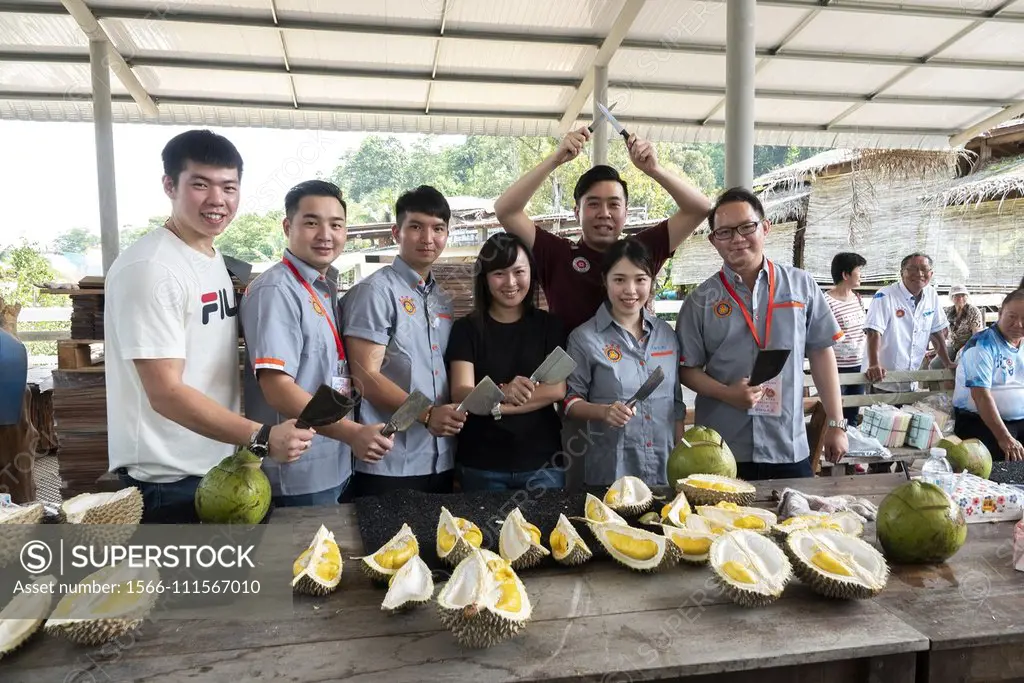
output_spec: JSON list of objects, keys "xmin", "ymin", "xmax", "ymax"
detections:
[
  {"xmin": 592, "ymin": 64, "xmax": 609, "ymax": 166},
  {"xmin": 90, "ymin": 39, "xmax": 119, "ymax": 273},
  {"xmin": 725, "ymin": 0, "xmax": 756, "ymax": 189}
]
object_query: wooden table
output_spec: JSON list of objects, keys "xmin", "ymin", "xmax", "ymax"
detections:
[{"xmin": 4, "ymin": 473, "xmax": 1020, "ymax": 682}]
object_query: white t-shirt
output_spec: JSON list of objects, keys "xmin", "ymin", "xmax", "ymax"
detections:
[
  {"xmin": 104, "ymin": 227, "xmax": 240, "ymax": 482},
  {"xmin": 861, "ymin": 281, "xmax": 948, "ymax": 392}
]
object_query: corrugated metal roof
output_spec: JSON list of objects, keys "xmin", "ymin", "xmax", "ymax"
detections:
[{"xmin": 2, "ymin": 0, "xmax": 1024, "ymax": 148}]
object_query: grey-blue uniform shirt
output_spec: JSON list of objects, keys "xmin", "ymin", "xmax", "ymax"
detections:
[
  {"xmin": 240, "ymin": 250, "xmax": 351, "ymax": 497},
  {"xmin": 339, "ymin": 255, "xmax": 455, "ymax": 477},
  {"xmin": 565, "ymin": 302, "xmax": 686, "ymax": 487},
  {"xmin": 676, "ymin": 259, "xmax": 841, "ymax": 465}
]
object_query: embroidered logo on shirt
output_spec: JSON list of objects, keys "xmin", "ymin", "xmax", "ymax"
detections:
[
  {"xmin": 310, "ymin": 295, "xmax": 326, "ymax": 317},
  {"xmin": 400, "ymin": 296, "xmax": 417, "ymax": 315},
  {"xmin": 895, "ymin": 309, "xmax": 906, "ymax": 319},
  {"xmin": 604, "ymin": 343, "xmax": 622, "ymax": 362},
  {"xmin": 714, "ymin": 301, "xmax": 732, "ymax": 318},
  {"xmin": 572, "ymin": 256, "xmax": 591, "ymax": 273},
  {"xmin": 874, "ymin": 292, "xmax": 886, "ymax": 299}
]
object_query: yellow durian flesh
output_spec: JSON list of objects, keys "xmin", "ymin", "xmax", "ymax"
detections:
[
  {"xmin": 0, "ymin": 575, "xmax": 55, "ymax": 660},
  {"xmin": 358, "ymin": 523, "xmax": 419, "ymax": 582},
  {"xmin": 583, "ymin": 493, "xmax": 628, "ymax": 525},
  {"xmin": 709, "ymin": 530, "xmax": 791, "ymax": 608},
  {"xmin": 772, "ymin": 511, "xmax": 865, "ymax": 539},
  {"xmin": 436, "ymin": 549, "xmax": 531, "ymax": 649},
  {"xmin": 45, "ymin": 562, "xmax": 159, "ymax": 646},
  {"xmin": 661, "ymin": 525, "xmax": 716, "ymax": 564},
  {"xmin": 436, "ymin": 507, "xmax": 483, "ymax": 566},
  {"xmin": 293, "ymin": 524, "xmax": 342, "ymax": 595},
  {"xmin": 498, "ymin": 508, "xmax": 550, "ymax": 570},
  {"xmin": 588, "ymin": 521, "xmax": 679, "ymax": 573},
  {"xmin": 697, "ymin": 503, "xmax": 777, "ymax": 534},
  {"xmin": 786, "ymin": 529, "xmax": 888, "ymax": 600},
  {"xmin": 679, "ymin": 474, "xmax": 756, "ymax": 506},
  {"xmin": 602, "ymin": 476, "xmax": 655, "ymax": 516},
  {"xmin": 659, "ymin": 491, "xmax": 692, "ymax": 526},
  {"xmin": 549, "ymin": 514, "xmax": 592, "ymax": 566}
]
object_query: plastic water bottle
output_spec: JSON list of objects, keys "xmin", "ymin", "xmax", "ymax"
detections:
[{"xmin": 921, "ymin": 447, "xmax": 954, "ymax": 494}]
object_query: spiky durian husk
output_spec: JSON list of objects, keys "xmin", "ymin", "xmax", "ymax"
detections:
[
  {"xmin": 45, "ymin": 617, "xmax": 145, "ymax": 646},
  {"xmin": 552, "ymin": 544, "xmax": 592, "ymax": 567},
  {"xmin": 783, "ymin": 533, "xmax": 888, "ymax": 600},
  {"xmin": 440, "ymin": 536, "xmax": 476, "ymax": 568},
  {"xmin": 437, "ymin": 603, "xmax": 527, "ymax": 649},
  {"xmin": 0, "ymin": 503, "xmax": 44, "ymax": 568},
  {"xmin": 62, "ymin": 488, "xmax": 144, "ymax": 525},
  {"xmin": 293, "ymin": 574, "xmax": 336, "ymax": 597},
  {"xmin": 507, "ymin": 545, "xmax": 547, "ymax": 571},
  {"xmin": 713, "ymin": 577, "xmax": 784, "ymax": 608},
  {"xmin": 0, "ymin": 574, "xmax": 53, "ymax": 660},
  {"xmin": 360, "ymin": 562, "xmax": 394, "ymax": 585},
  {"xmin": 586, "ymin": 522, "xmax": 681, "ymax": 574},
  {"xmin": 679, "ymin": 483, "xmax": 755, "ymax": 507}
]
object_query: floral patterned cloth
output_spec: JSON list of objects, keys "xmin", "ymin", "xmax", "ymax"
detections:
[{"xmin": 951, "ymin": 472, "xmax": 1022, "ymax": 523}]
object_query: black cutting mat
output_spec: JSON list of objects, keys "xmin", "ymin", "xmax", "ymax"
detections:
[
  {"xmin": 353, "ymin": 485, "xmax": 677, "ymax": 572},
  {"xmin": 989, "ymin": 461, "xmax": 1024, "ymax": 486}
]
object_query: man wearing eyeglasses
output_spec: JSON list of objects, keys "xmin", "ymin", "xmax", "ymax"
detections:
[
  {"xmin": 676, "ymin": 188, "xmax": 848, "ymax": 480},
  {"xmin": 863, "ymin": 252, "xmax": 953, "ymax": 393}
]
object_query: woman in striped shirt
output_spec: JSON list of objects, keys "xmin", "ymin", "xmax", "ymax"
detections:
[{"xmin": 826, "ymin": 253, "xmax": 868, "ymax": 425}]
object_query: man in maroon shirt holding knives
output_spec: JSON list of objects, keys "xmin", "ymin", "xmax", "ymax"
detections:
[{"xmin": 494, "ymin": 124, "xmax": 710, "ymax": 334}]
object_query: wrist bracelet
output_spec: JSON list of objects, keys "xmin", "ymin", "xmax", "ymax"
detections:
[{"xmin": 422, "ymin": 406, "xmax": 434, "ymax": 426}]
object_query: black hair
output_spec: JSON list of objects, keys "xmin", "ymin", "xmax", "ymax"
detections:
[
  {"xmin": 284, "ymin": 180, "xmax": 346, "ymax": 220},
  {"xmin": 707, "ymin": 186, "xmax": 765, "ymax": 231},
  {"xmin": 601, "ymin": 238, "xmax": 656, "ymax": 305},
  {"xmin": 161, "ymin": 129, "xmax": 243, "ymax": 186},
  {"xmin": 573, "ymin": 165, "xmax": 629, "ymax": 204},
  {"xmin": 1018, "ymin": 274, "xmax": 1023, "ymax": 289},
  {"xmin": 395, "ymin": 185, "xmax": 450, "ymax": 228},
  {"xmin": 1001, "ymin": 288, "xmax": 1024, "ymax": 309},
  {"xmin": 831, "ymin": 252, "xmax": 867, "ymax": 284},
  {"xmin": 472, "ymin": 232, "xmax": 537, "ymax": 321},
  {"xmin": 900, "ymin": 252, "xmax": 933, "ymax": 269}
]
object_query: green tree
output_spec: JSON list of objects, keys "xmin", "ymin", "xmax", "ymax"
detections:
[
  {"xmin": 213, "ymin": 211, "xmax": 286, "ymax": 262},
  {"xmin": 52, "ymin": 227, "xmax": 100, "ymax": 254},
  {"xmin": 331, "ymin": 136, "xmax": 408, "ymax": 202},
  {"xmin": 0, "ymin": 241, "xmax": 67, "ymax": 307}
]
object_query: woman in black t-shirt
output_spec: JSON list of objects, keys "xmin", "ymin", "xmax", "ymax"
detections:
[{"xmin": 446, "ymin": 233, "xmax": 567, "ymax": 491}]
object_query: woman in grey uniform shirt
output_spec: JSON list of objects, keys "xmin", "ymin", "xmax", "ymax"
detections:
[{"xmin": 563, "ymin": 238, "xmax": 686, "ymax": 487}]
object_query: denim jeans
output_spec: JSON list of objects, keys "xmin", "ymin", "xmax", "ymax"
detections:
[
  {"xmin": 457, "ymin": 465, "xmax": 566, "ymax": 492},
  {"xmin": 273, "ymin": 479, "xmax": 348, "ymax": 508},
  {"xmin": 116, "ymin": 470, "xmax": 203, "ymax": 524},
  {"xmin": 736, "ymin": 458, "xmax": 812, "ymax": 482}
]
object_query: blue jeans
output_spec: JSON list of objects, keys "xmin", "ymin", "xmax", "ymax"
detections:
[
  {"xmin": 273, "ymin": 479, "xmax": 348, "ymax": 508},
  {"xmin": 458, "ymin": 465, "xmax": 565, "ymax": 492},
  {"xmin": 736, "ymin": 458, "xmax": 812, "ymax": 482},
  {"xmin": 117, "ymin": 471, "xmax": 202, "ymax": 524}
]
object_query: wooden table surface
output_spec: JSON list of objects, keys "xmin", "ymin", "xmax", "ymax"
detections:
[{"xmin": 5, "ymin": 473, "xmax": 1022, "ymax": 683}]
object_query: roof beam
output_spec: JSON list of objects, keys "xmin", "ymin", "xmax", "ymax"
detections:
[
  {"xmin": 1, "ymin": 50, "xmax": 1015, "ymax": 110},
  {"xmin": 557, "ymin": 0, "xmax": 645, "ymax": 135},
  {"xmin": 732, "ymin": 0, "xmax": 1024, "ymax": 22},
  {"xmin": 56, "ymin": 0, "xmax": 157, "ymax": 117},
  {"xmin": 0, "ymin": 88, "xmax": 962, "ymax": 138}
]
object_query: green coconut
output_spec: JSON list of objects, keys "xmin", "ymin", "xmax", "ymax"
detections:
[
  {"xmin": 195, "ymin": 448, "xmax": 272, "ymax": 524},
  {"xmin": 666, "ymin": 426, "xmax": 737, "ymax": 483},
  {"xmin": 937, "ymin": 436, "xmax": 993, "ymax": 480},
  {"xmin": 876, "ymin": 480, "xmax": 967, "ymax": 564}
]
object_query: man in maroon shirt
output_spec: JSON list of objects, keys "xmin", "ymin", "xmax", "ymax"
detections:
[{"xmin": 494, "ymin": 125, "xmax": 711, "ymax": 333}]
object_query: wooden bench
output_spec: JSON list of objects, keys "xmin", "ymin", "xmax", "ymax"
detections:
[{"xmin": 804, "ymin": 368, "xmax": 955, "ymax": 476}]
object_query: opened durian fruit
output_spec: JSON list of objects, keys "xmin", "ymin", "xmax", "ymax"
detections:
[
  {"xmin": 0, "ymin": 575, "xmax": 55, "ymax": 660},
  {"xmin": 437, "ymin": 507, "xmax": 483, "ymax": 567},
  {"xmin": 582, "ymin": 493, "xmax": 628, "ymax": 525},
  {"xmin": 436, "ymin": 548, "xmax": 531, "ymax": 649},
  {"xmin": 0, "ymin": 502, "xmax": 45, "ymax": 568},
  {"xmin": 696, "ymin": 502, "xmax": 777, "ymax": 533},
  {"xmin": 785, "ymin": 528, "xmax": 889, "ymax": 600},
  {"xmin": 61, "ymin": 488, "xmax": 144, "ymax": 547},
  {"xmin": 677, "ymin": 474, "xmax": 756, "ymax": 506},
  {"xmin": 498, "ymin": 507, "xmax": 550, "ymax": 570},
  {"xmin": 355, "ymin": 523, "xmax": 419, "ymax": 584},
  {"xmin": 603, "ymin": 476, "xmax": 658, "ymax": 516},
  {"xmin": 709, "ymin": 529, "xmax": 792, "ymax": 608},
  {"xmin": 46, "ymin": 562, "xmax": 160, "ymax": 646},
  {"xmin": 660, "ymin": 525, "xmax": 717, "ymax": 565},
  {"xmin": 582, "ymin": 520, "xmax": 682, "ymax": 573},
  {"xmin": 771, "ymin": 511, "xmax": 865, "ymax": 539},
  {"xmin": 381, "ymin": 554, "xmax": 434, "ymax": 612},
  {"xmin": 292, "ymin": 524, "xmax": 342, "ymax": 596},
  {"xmin": 638, "ymin": 491, "xmax": 692, "ymax": 527},
  {"xmin": 549, "ymin": 513, "xmax": 592, "ymax": 566}
]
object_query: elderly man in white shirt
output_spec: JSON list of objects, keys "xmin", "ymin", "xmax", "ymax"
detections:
[{"xmin": 863, "ymin": 252, "xmax": 954, "ymax": 393}]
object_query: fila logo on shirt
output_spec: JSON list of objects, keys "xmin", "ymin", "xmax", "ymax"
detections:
[{"xmin": 201, "ymin": 289, "xmax": 238, "ymax": 325}]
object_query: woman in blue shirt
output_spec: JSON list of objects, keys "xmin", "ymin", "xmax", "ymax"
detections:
[
  {"xmin": 446, "ymin": 232, "xmax": 568, "ymax": 491},
  {"xmin": 953, "ymin": 289, "xmax": 1024, "ymax": 461},
  {"xmin": 564, "ymin": 238, "xmax": 686, "ymax": 487}
]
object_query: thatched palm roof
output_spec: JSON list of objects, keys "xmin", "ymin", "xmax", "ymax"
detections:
[{"xmin": 927, "ymin": 155, "xmax": 1024, "ymax": 207}]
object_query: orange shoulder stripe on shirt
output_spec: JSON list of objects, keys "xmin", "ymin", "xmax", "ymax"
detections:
[
  {"xmin": 832, "ymin": 331, "xmax": 845, "ymax": 341},
  {"xmin": 775, "ymin": 301, "xmax": 806, "ymax": 309},
  {"xmin": 651, "ymin": 350, "xmax": 674, "ymax": 357},
  {"xmin": 254, "ymin": 357, "xmax": 286, "ymax": 367}
]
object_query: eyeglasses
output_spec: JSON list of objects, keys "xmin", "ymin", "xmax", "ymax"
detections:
[
  {"xmin": 711, "ymin": 220, "xmax": 761, "ymax": 241},
  {"xmin": 902, "ymin": 266, "xmax": 933, "ymax": 275}
]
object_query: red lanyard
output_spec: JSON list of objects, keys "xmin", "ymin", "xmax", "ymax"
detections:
[
  {"xmin": 282, "ymin": 258, "xmax": 345, "ymax": 362},
  {"xmin": 718, "ymin": 260, "xmax": 776, "ymax": 350}
]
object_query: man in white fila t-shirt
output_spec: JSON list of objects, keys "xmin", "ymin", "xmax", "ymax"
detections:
[{"xmin": 104, "ymin": 129, "xmax": 314, "ymax": 523}]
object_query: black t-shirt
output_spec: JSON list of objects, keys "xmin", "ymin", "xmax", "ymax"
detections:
[{"xmin": 445, "ymin": 309, "xmax": 566, "ymax": 472}]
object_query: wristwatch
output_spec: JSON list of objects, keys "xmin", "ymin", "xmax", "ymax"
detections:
[
  {"xmin": 827, "ymin": 419, "xmax": 849, "ymax": 432},
  {"xmin": 248, "ymin": 424, "xmax": 272, "ymax": 457},
  {"xmin": 491, "ymin": 403, "xmax": 503, "ymax": 421}
]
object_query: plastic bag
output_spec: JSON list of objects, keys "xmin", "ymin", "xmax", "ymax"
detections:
[{"xmin": 845, "ymin": 425, "xmax": 893, "ymax": 459}]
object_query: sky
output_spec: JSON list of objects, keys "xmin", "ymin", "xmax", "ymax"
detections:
[{"xmin": 0, "ymin": 121, "xmax": 460, "ymax": 250}]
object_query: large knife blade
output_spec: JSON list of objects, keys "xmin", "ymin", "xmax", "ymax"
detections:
[
  {"xmin": 456, "ymin": 376, "xmax": 506, "ymax": 415},
  {"xmin": 296, "ymin": 384, "xmax": 359, "ymax": 429},
  {"xmin": 597, "ymin": 101, "xmax": 631, "ymax": 141},
  {"xmin": 624, "ymin": 366, "xmax": 665, "ymax": 409},
  {"xmin": 381, "ymin": 390, "xmax": 432, "ymax": 437},
  {"xmin": 587, "ymin": 101, "xmax": 617, "ymax": 133},
  {"xmin": 529, "ymin": 347, "xmax": 577, "ymax": 384}
]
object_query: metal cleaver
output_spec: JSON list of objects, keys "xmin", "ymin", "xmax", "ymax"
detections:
[
  {"xmin": 624, "ymin": 366, "xmax": 666, "ymax": 409},
  {"xmin": 529, "ymin": 347, "xmax": 577, "ymax": 384},
  {"xmin": 456, "ymin": 376, "xmax": 506, "ymax": 415},
  {"xmin": 296, "ymin": 384, "xmax": 359, "ymax": 429},
  {"xmin": 381, "ymin": 390, "xmax": 433, "ymax": 437}
]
